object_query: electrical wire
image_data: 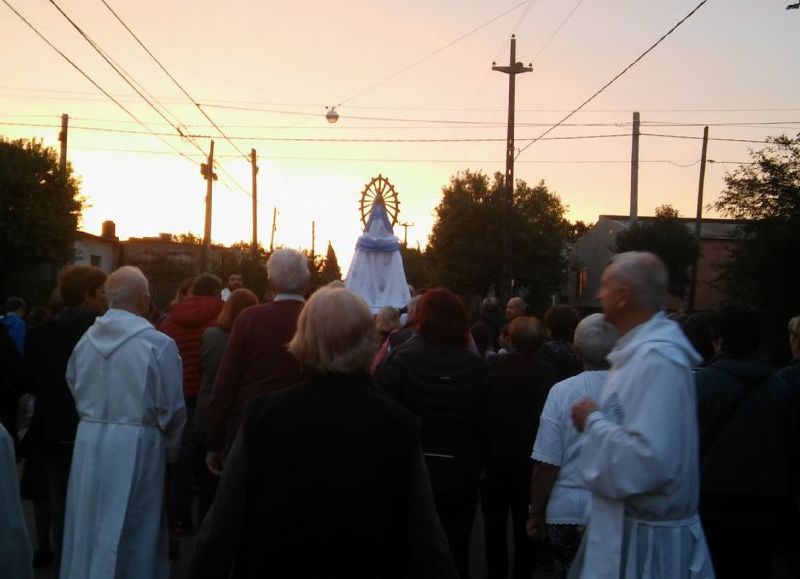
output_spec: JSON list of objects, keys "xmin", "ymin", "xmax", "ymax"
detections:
[
  {"xmin": 531, "ymin": 0, "xmax": 586, "ymax": 61},
  {"xmin": 516, "ymin": 0, "xmax": 710, "ymax": 159}
]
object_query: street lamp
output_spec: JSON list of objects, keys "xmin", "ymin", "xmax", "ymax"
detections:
[{"xmin": 325, "ymin": 106, "xmax": 339, "ymax": 123}]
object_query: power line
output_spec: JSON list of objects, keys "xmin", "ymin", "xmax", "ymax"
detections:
[
  {"xmin": 1, "ymin": 0, "xmax": 197, "ymax": 163},
  {"xmin": 516, "ymin": 0, "xmax": 710, "ymax": 158},
  {"xmin": 531, "ymin": 0, "xmax": 586, "ymax": 61},
  {"xmin": 99, "ymin": 0, "xmax": 250, "ymax": 161},
  {"xmin": 641, "ymin": 132, "xmax": 770, "ymax": 144}
]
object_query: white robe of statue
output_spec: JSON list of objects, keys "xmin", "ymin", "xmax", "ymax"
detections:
[{"xmin": 61, "ymin": 309, "xmax": 186, "ymax": 579}]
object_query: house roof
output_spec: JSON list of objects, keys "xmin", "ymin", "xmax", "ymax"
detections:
[{"xmin": 599, "ymin": 215, "xmax": 750, "ymax": 240}]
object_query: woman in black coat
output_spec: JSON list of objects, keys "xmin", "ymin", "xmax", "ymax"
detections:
[
  {"xmin": 376, "ymin": 288, "xmax": 494, "ymax": 579},
  {"xmin": 188, "ymin": 287, "xmax": 456, "ymax": 579}
]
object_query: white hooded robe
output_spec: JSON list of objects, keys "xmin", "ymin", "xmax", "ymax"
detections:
[{"xmin": 60, "ymin": 309, "xmax": 186, "ymax": 579}]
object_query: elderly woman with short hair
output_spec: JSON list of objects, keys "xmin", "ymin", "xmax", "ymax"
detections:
[
  {"xmin": 526, "ymin": 313, "xmax": 620, "ymax": 578},
  {"xmin": 188, "ymin": 287, "xmax": 456, "ymax": 579}
]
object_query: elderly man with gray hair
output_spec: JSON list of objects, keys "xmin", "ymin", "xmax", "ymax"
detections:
[
  {"xmin": 567, "ymin": 252, "xmax": 715, "ymax": 579},
  {"xmin": 205, "ymin": 249, "xmax": 310, "ymax": 474},
  {"xmin": 59, "ymin": 266, "xmax": 186, "ymax": 579}
]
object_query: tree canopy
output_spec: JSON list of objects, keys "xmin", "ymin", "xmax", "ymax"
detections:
[
  {"xmin": 319, "ymin": 241, "xmax": 342, "ymax": 285},
  {"xmin": 427, "ymin": 171, "xmax": 570, "ymax": 310},
  {"xmin": 0, "ymin": 137, "xmax": 83, "ymax": 268},
  {"xmin": 713, "ymin": 134, "xmax": 800, "ymax": 359},
  {"xmin": 615, "ymin": 204, "xmax": 699, "ymax": 298}
]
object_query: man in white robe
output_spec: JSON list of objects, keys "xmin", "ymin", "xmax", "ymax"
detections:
[
  {"xmin": 569, "ymin": 252, "xmax": 714, "ymax": 579},
  {"xmin": 60, "ymin": 266, "xmax": 186, "ymax": 579}
]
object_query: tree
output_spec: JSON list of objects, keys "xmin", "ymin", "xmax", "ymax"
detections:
[
  {"xmin": 615, "ymin": 204, "xmax": 699, "ymax": 298},
  {"xmin": 0, "ymin": 137, "xmax": 83, "ymax": 268},
  {"xmin": 172, "ymin": 232, "xmax": 203, "ymax": 245},
  {"xmin": 399, "ymin": 244, "xmax": 432, "ymax": 291},
  {"xmin": 427, "ymin": 171, "xmax": 571, "ymax": 310},
  {"xmin": 713, "ymin": 134, "xmax": 800, "ymax": 359},
  {"xmin": 319, "ymin": 241, "xmax": 342, "ymax": 285}
]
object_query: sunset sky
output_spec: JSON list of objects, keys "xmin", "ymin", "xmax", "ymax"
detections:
[{"xmin": 2, "ymin": 0, "xmax": 798, "ymax": 267}]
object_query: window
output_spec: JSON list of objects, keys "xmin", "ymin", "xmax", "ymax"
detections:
[
  {"xmin": 90, "ymin": 255, "xmax": 102, "ymax": 267},
  {"xmin": 576, "ymin": 266, "xmax": 588, "ymax": 299}
]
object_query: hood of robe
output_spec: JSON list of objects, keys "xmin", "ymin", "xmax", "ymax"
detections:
[
  {"xmin": 608, "ymin": 311, "xmax": 701, "ymax": 370},
  {"xmin": 86, "ymin": 308, "xmax": 154, "ymax": 358}
]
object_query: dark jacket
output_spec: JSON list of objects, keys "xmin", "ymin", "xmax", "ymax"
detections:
[
  {"xmin": 375, "ymin": 337, "xmax": 495, "ymax": 492},
  {"xmin": 487, "ymin": 352, "xmax": 556, "ymax": 464},
  {"xmin": 161, "ymin": 295, "xmax": 224, "ymax": 398},
  {"xmin": 0, "ymin": 324, "xmax": 25, "ymax": 449},
  {"xmin": 24, "ymin": 306, "xmax": 99, "ymax": 452},
  {"xmin": 696, "ymin": 355, "xmax": 795, "ymax": 523},
  {"xmin": 188, "ymin": 373, "xmax": 457, "ymax": 579},
  {"xmin": 538, "ymin": 339, "xmax": 582, "ymax": 383}
]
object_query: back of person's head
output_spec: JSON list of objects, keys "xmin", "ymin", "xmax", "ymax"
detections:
[
  {"xmin": 415, "ymin": 288, "xmax": 469, "ymax": 348},
  {"xmin": 171, "ymin": 277, "xmax": 195, "ymax": 309},
  {"xmin": 59, "ymin": 265, "xmax": 107, "ymax": 308},
  {"xmin": 609, "ymin": 251, "xmax": 669, "ymax": 312},
  {"xmin": 544, "ymin": 304, "xmax": 581, "ymax": 341},
  {"xmin": 406, "ymin": 295, "xmax": 421, "ymax": 322},
  {"xmin": 712, "ymin": 304, "xmax": 760, "ymax": 358},
  {"xmin": 217, "ymin": 288, "xmax": 259, "ymax": 332},
  {"xmin": 288, "ymin": 287, "xmax": 376, "ymax": 374},
  {"xmin": 26, "ymin": 305, "xmax": 51, "ymax": 327},
  {"xmin": 788, "ymin": 315, "xmax": 800, "ymax": 343},
  {"xmin": 471, "ymin": 322, "xmax": 493, "ymax": 356},
  {"xmin": 105, "ymin": 266, "xmax": 149, "ymax": 311},
  {"xmin": 192, "ymin": 273, "xmax": 222, "ymax": 297},
  {"xmin": 509, "ymin": 316, "xmax": 545, "ymax": 354},
  {"xmin": 574, "ymin": 313, "xmax": 620, "ymax": 370},
  {"xmin": 268, "ymin": 249, "xmax": 310, "ymax": 295},
  {"xmin": 682, "ymin": 311, "xmax": 716, "ymax": 364},
  {"xmin": 5, "ymin": 296, "xmax": 26, "ymax": 315},
  {"xmin": 376, "ymin": 306, "xmax": 401, "ymax": 335},
  {"xmin": 481, "ymin": 297, "xmax": 500, "ymax": 316}
]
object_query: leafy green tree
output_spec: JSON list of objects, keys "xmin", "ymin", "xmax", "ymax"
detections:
[
  {"xmin": 615, "ymin": 204, "xmax": 699, "ymax": 298},
  {"xmin": 399, "ymin": 244, "xmax": 432, "ymax": 291},
  {"xmin": 0, "ymin": 137, "xmax": 83, "ymax": 268},
  {"xmin": 427, "ymin": 171, "xmax": 570, "ymax": 310},
  {"xmin": 712, "ymin": 134, "xmax": 800, "ymax": 359},
  {"xmin": 173, "ymin": 232, "xmax": 203, "ymax": 245},
  {"xmin": 319, "ymin": 241, "xmax": 342, "ymax": 285},
  {"xmin": 211, "ymin": 242, "xmax": 269, "ymax": 301}
]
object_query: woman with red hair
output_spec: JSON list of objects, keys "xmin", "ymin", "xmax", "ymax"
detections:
[{"xmin": 376, "ymin": 288, "xmax": 494, "ymax": 579}]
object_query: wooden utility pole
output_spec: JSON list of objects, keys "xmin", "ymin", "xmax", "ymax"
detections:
[
  {"xmin": 399, "ymin": 221, "xmax": 414, "ymax": 246},
  {"xmin": 200, "ymin": 140, "xmax": 217, "ymax": 271},
  {"xmin": 688, "ymin": 125, "xmax": 709, "ymax": 312},
  {"xmin": 311, "ymin": 221, "xmax": 316, "ymax": 259},
  {"xmin": 269, "ymin": 207, "xmax": 277, "ymax": 252},
  {"xmin": 250, "ymin": 148, "xmax": 259, "ymax": 257},
  {"xmin": 493, "ymin": 35, "xmax": 532, "ymax": 299},
  {"xmin": 630, "ymin": 111, "xmax": 640, "ymax": 225},
  {"xmin": 58, "ymin": 114, "xmax": 68, "ymax": 177}
]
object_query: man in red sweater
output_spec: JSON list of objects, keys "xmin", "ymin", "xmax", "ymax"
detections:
[
  {"xmin": 205, "ymin": 249, "xmax": 309, "ymax": 475},
  {"xmin": 161, "ymin": 273, "xmax": 224, "ymax": 533}
]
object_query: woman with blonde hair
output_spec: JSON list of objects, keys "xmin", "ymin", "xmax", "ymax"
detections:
[{"xmin": 188, "ymin": 287, "xmax": 456, "ymax": 579}]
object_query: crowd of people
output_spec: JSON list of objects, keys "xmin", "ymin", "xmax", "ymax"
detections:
[{"xmin": 1, "ymin": 249, "xmax": 798, "ymax": 579}]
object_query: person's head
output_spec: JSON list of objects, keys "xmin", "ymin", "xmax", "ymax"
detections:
[
  {"xmin": 4, "ymin": 296, "xmax": 26, "ymax": 316},
  {"xmin": 171, "ymin": 277, "xmax": 195, "ymax": 309},
  {"xmin": 105, "ymin": 266, "xmax": 150, "ymax": 316},
  {"xmin": 544, "ymin": 304, "xmax": 581, "ymax": 342},
  {"xmin": 415, "ymin": 288, "xmax": 470, "ymax": 348},
  {"xmin": 598, "ymin": 251, "xmax": 668, "ymax": 334},
  {"xmin": 226, "ymin": 273, "xmax": 243, "ymax": 291},
  {"xmin": 508, "ymin": 316, "xmax": 545, "ymax": 354},
  {"xmin": 573, "ymin": 313, "xmax": 620, "ymax": 370},
  {"xmin": 505, "ymin": 296, "xmax": 526, "ymax": 321},
  {"xmin": 192, "ymin": 273, "xmax": 222, "ymax": 297},
  {"xmin": 682, "ymin": 312, "xmax": 716, "ymax": 364},
  {"xmin": 59, "ymin": 265, "xmax": 108, "ymax": 312},
  {"xmin": 376, "ymin": 306, "xmax": 401, "ymax": 336},
  {"xmin": 216, "ymin": 288, "xmax": 258, "ymax": 333},
  {"xmin": 267, "ymin": 249, "xmax": 310, "ymax": 295},
  {"xmin": 481, "ymin": 297, "xmax": 500, "ymax": 317},
  {"xmin": 288, "ymin": 287, "xmax": 377, "ymax": 374},
  {"xmin": 788, "ymin": 315, "xmax": 800, "ymax": 359},
  {"xmin": 711, "ymin": 304, "xmax": 760, "ymax": 358}
]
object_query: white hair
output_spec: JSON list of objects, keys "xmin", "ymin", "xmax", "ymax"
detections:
[
  {"xmin": 574, "ymin": 313, "xmax": 620, "ymax": 369},
  {"xmin": 609, "ymin": 251, "xmax": 669, "ymax": 311},
  {"xmin": 106, "ymin": 266, "xmax": 149, "ymax": 309},
  {"xmin": 267, "ymin": 249, "xmax": 310, "ymax": 295}
]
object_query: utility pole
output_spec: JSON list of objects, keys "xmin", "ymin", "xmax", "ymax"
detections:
[
  {"xmin": 270, "ymin": 207, "xmax": 277, "ymax": 252},
  {"xmin": 250, "ymin": 148, "xmax": 259, "ymax": 257},
  {"xmin": 200, "ymin": 140, "xmax": 217, "ymax": 272},
  {"xmin": 688, "ymin": 125, "xmax": 709, "ymax": 312},
  {"xmin": 58, "ymin": 114, "xmax": 68, "ymax": 177},
  {"xmin": 493, "ymin": 35, "xmax": 532, "ymax": 299},
  {"xmin": 399, "ymin": 221, "xmax": 414, "ymax": 246},
  {"xmin": 630, "ymin": 111, "xmax": 640, "ymax": 225},
  {"xmin": 311, "ymin": 220, "xmax": 316, "ymax": 260}
]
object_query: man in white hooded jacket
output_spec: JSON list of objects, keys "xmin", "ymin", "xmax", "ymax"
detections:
[
  {"xmin": 568, "ymin": 252, "xmax": 714, "ymax": 579},
  {"xmin": 60, "ymin": 266, "xmax": 186, "ymax": 579}
]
